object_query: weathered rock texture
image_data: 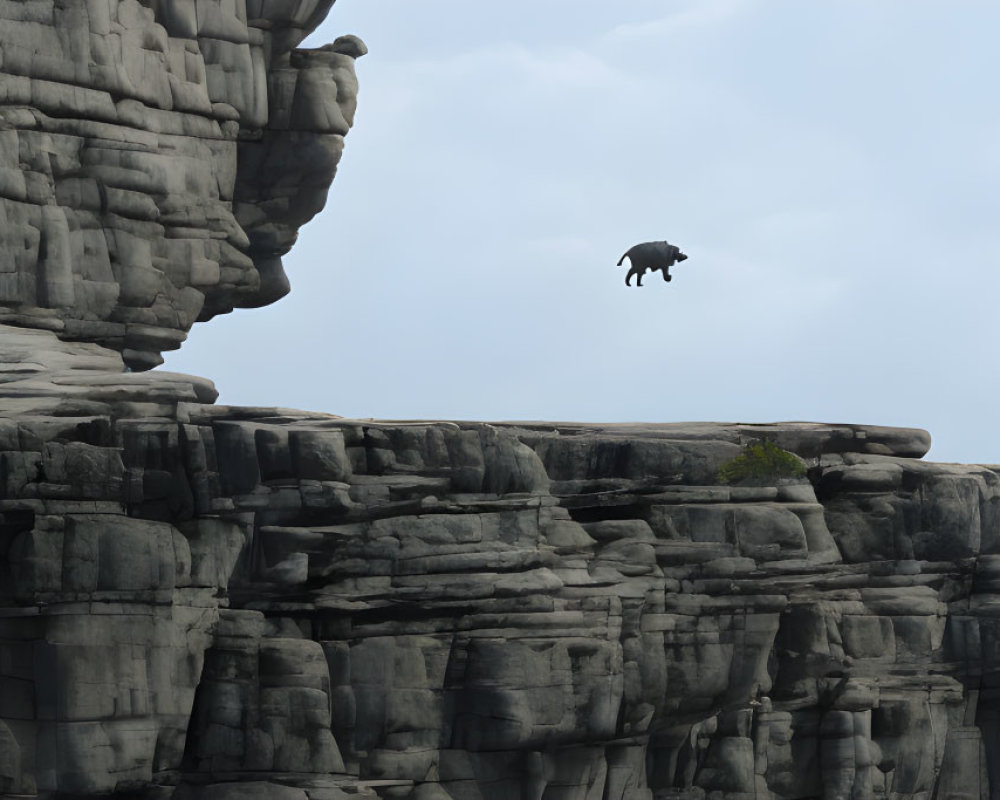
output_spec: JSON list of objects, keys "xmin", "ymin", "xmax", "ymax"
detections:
[
  {"xmin": 0, "ymin": 0, "xmax": 363, "ymax": 369},
  {"xmin": 3, "ymin": 3, "xmax": 1000, "ymax": 800},
  {"xmin": 0, "ymin": 331, "xmax": 998, "ymax": 800}
]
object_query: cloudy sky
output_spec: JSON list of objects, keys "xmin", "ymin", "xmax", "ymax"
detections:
[{"xmin": 162, "ymin": 0, "xmax": 1000, "ymax": 464}]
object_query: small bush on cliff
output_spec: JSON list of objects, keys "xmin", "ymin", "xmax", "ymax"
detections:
[{"xmin": 717, "ymin": 440, "xmax": 806, "ymax": 485}]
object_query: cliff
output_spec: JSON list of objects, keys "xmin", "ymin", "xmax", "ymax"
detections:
[
  {"xmin": 1, "ymin": 331, "xmax": 997, "ymax": 799},
  {"xmin": 1, "ymin": 4, "xmax": 999, "ymax": 800},
  {"xmin": 0, "ymin": 0, "xmax": 362, "ymax": 369}
]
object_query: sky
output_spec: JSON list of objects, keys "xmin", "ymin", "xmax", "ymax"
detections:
[{"xmin": 161, "ymin": 0, "xmax": 1000, "ymax": 464}]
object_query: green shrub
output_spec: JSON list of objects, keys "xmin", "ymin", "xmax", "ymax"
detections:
[{"xmin": 717, "ymin": 439, "xmax": 806, "ymax": 485}]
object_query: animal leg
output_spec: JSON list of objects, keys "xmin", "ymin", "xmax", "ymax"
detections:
[{"xmin": 662, "ymin": 267, "xmax": 672, "ymax": 282}]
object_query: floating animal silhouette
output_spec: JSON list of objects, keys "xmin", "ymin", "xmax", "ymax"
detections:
[{"xmin": 617, "ymin": 241, "xmax": 688, "ymax": 286}]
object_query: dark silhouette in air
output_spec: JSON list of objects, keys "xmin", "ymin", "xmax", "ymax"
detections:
[{"xmin": 618, "ymin": 241, "xmax": 688, "ymax": 286}]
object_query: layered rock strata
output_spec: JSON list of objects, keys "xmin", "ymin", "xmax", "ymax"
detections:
[
  {"xmin": 3, "ymin": 3, "xmax": 1000, "ymax": 799},
  {"xmin": 0, "ymin": 332, "xmax": 998, "ymax": 800},
  {"xmin": 0, "ymin": 0, "xmax": 363, "ymax": 369}
]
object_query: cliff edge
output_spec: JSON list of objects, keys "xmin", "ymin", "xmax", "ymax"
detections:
[
  {"xmin": 0, "ymin": 0, "xmax": 363, "ymax": 369},
  {"xmin": 1, "ymin": 4, "xmax": 998, "ymax": 800},
  {"xmin": 1, "ymin": 332, "xmax": 998, "ymax": 800}
]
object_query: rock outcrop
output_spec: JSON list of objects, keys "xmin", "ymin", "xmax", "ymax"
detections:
[
  {"xmin": 0, "ymin": 331, "xmax": 998, "ymax": 799},
  {"xmin": 0, "ymin": 0, "xmax": 363, "ymax": 369},
  {"xmin": 2, "ymin": 4, "xmax": 999, "ymax": 800}
]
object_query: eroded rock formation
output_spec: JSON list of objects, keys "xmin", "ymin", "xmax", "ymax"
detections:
[
  {"xmin": 1, "ymin": 332, "xmax": 998, "ymax": 800},
  {"xmin": 0, "ymin": 0, "xmax": 363, "ymax": 369},
  {"xmin": 1, "ymin": 3, "xmax": 999, "ymax": 800}
]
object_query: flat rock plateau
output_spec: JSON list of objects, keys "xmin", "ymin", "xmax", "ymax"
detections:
[{"xmin": 0, "ymin": 4, "xmax": 998, "ymax": 800}]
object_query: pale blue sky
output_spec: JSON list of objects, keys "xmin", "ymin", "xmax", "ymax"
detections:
[{"xmin": 162, "ymin": 1, "xmax": 1000, "ymax": 464}]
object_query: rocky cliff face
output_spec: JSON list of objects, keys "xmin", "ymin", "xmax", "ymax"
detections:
[
  {"xmin": 2, "ymin": 4, "xmax": 999, "ymax": 800},
  {"xmin": 0, "ymin": 0, "xmax": 363, "ymax": 369},
  {"xmin": 1, "ymin": 333, "xmax": 998, "ymax": 800}
]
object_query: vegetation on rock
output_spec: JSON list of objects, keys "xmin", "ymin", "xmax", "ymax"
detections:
[{"xmin": 717, "ymin": 439, "xmax": 807, "ymax": 484}]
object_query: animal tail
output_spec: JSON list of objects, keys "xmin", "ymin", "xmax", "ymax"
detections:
[{"xmin": 616, "ymin": 253, "xmax": 627, "ymax": 266}]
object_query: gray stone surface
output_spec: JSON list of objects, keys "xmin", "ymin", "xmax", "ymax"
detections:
[
  {"xmin": 1, "ymin": 4, "xmax": 999, "ymax": 800},
  {"xmin": 0, "ymin": 1, "xmax": 363, "ymax": 369},
  {"xmin": 0, "ymin": 336, "xmax": 998, "ymax": 800}
]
